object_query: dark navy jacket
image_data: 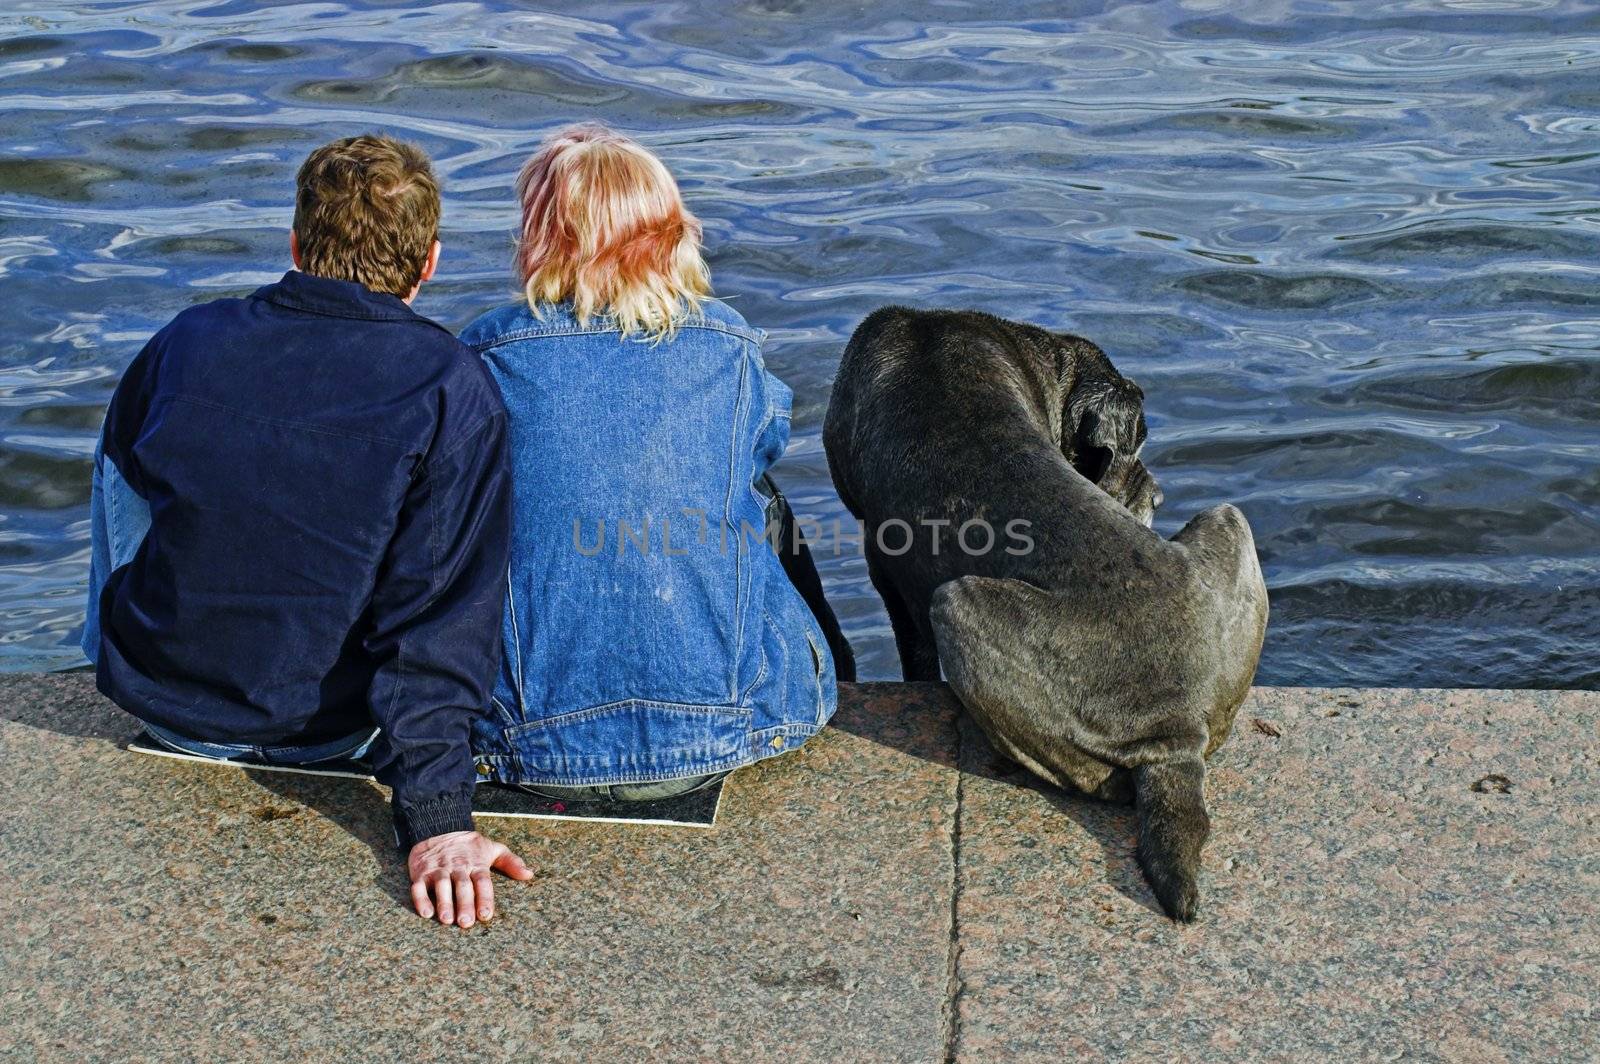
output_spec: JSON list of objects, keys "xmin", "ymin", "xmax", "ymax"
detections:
[{"xmin": 87, "ymin": 270, "xmax": 511, "ymax": 848}]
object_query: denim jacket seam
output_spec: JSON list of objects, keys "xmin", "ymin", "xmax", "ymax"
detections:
[
  {"xmin": 469, "ymin": 318, "xmax": 762, "ymax": 351},
  {"xmin": 804, "ymin": 626, "xmax": 828, "ymax": 725},
  {"xmin": 752, "ymin": 722, "xmax": 821, "ymax": 739},
  {"xmin": 503, "ymin": 698, "xmax": 753, "ymax": 739},
  {"xmin": 751, "ymin": 406, "xmax": 777, "ymax": 460},
  {"xmin": 504, "ymin": 572, "xmax": 525, "ymax": 712},
  {"xmin": 725, "ymin": 356, "xmax": 751, "ymax": 699},
  {"xmin": 104, "ymin": 452, "xmax": 123, "ymax": 549},
  {"xmin": 482, "ymin": 751, "xmax": 752, "ymax": 787},
  {"xmin": 738, "ymin": 616, "xmax": 769, "ymax": 704},
  {"xmin": 748, "ymin": 469, "xmax": 774, "ymax": 514},
  {"xmin": 750, "ymin": 407, "xmax": 787, "ymax": 484},
  {"xmin": 764, "ymin": 607, "xmax": 791, "ymax": 670},
  {"xmin": 750, "ymin": 607, "xmax": 791, "ymax": 714},
  {"xmin": 476, "ymin": 720, "xmax": 822, "ymax": 783},
  {"xmin": 162, "ymin": 394, "xmax": 408, "ymax": 448},
  {"xmin": 259, "ymin": 726, "xmax": 377, "ymax": 758}
]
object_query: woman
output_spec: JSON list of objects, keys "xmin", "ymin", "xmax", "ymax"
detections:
[{"xmin": 462, "ymin": 124, "xmax": 852, "ymax": 803}]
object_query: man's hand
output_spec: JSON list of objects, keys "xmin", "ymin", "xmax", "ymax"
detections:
[{"xmin": 408, "ymin": 830, "xmax": 533, "ymax": 928}]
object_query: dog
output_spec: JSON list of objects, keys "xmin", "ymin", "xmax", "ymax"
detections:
[
  {"xmin": 764, "ymin": 475, "xmax": 857, "ymax": 682},
  {"xmin": 823, "ymin": 306, "xmax": 1268, "ymax": 921}
]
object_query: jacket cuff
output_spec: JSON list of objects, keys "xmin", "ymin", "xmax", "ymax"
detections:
[{"xmin": 393, "ymin": 787, "xmax": 476, "ymax": 851}]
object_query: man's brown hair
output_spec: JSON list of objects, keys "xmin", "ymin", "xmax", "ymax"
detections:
[{"xmin": 293, "ymin": 134, "xmax": 441, "ymax": 298}]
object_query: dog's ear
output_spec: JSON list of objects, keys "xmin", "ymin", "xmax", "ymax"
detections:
[{"xmin": 1064, "ymin": 376, "xmax": 1147, "ymax": 486}]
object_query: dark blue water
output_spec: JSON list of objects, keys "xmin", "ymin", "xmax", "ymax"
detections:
[{"xmin": 1, "ymin": 1, "xmax": 1596, "ymax": 687}]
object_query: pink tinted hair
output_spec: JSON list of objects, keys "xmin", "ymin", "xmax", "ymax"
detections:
[{"xmin": 514, "ymin": 124, "xmax": 710, "ymax": 339}]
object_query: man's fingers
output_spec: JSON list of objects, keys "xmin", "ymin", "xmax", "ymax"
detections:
[
  {"xmin": 453, "ymin": 873, "xmax": 475, "ymax": 929},
  {"xmin": 491, "ymin": 847, "xmax": 535, "ymax": 881},
  {"xmin": 433, "ymin": 874, "xmax": 455, "ymax": 926},
  {"xmin": 411, "ymin": 878, "xmax": 435, "ymax": 919},
  {"xmin": 404, "ymin": 835, "xmax": 532, "ymax": 925},
  {"xmin": 472, "ymin": 870, "xmax": 495, "ymax": 921}
]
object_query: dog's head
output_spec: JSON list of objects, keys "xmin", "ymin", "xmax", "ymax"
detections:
[{"xmin": 1063, "ymin": 373, "xmax": 1163, "ymax": 527}]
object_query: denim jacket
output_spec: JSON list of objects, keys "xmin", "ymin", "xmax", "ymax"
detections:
[
  {"xmin": 83, "ymin": 271, "xmax": 512, "ymax": 848},
  {"xmin": 460, "ymin": 298, "xmax": 838, "ymax": 785}
]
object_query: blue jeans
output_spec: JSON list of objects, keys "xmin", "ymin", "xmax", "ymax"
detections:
[
  {"xmin": 514, "ymin": 771, "xmax": 729, "ymax": 803},
  {"xmin": 142, "ymin": 721, "xmax": 378, "ymax": 766}
]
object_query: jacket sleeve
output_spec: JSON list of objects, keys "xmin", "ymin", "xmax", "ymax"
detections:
[
  {"xmin": 364, "ymin": 410, "xmax": 512, "ymax": 850},
  {"xmin": 751, "ymin": 365, "xmax": 794, "ymax": 477}
]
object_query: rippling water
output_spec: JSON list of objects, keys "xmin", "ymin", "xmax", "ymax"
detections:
[{"xmin": 1, "ymin": 1, "xmax": 1597, "ymax": 687}]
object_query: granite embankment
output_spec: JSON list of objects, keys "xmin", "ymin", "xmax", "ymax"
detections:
[{"xmin": 1, "ymin": 674, "xmax": 1594, "ymax": 1062}]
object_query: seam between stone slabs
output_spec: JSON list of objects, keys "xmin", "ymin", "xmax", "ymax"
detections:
[{"xmin": 940, "ymin": 716, "xmax": 966, "ymax": 1064}]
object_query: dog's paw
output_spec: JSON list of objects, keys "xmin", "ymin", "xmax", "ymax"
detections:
[{"xmin": 1119, "ymin": 460, "xmax": 1163, "ymax": 528}]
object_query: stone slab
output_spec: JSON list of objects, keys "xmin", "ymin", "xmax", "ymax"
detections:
[
  {"xmin": 950, "ymin": 687, "xmax": 1600, "ymax": 1062},
  {"xmin": 3, "ymin": 675, "xmax": 1595, "ymax": 1062},
  {"xmin": 0, "ymin": 674, "xmax": 960, "ymax": 1063}
]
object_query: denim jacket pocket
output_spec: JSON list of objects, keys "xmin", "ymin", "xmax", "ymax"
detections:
[{"xmin": 503, "ymin": 698, "xmax": 752, "ymax": 785}]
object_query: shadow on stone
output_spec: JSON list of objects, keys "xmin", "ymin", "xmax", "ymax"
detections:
[
  {"xmin": 829, "ymin": 681, "xmax": 1166, "ymax": 917},
  {"xmin": 824, "ymin": 681, "xmax": 962, "ymax": 769},
  {"xmin": 0, "ymin": 670, "xmax": 131, "ymax": 740},
  {"xmin": 955, "ymin": 715, "xmax": 1167, "ymax": 918},
  {"xmin": 247, "ymin": 769, "xmax": 414, "ymax": 909}
]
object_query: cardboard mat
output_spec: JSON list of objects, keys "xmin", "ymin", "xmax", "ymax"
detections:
[{"xmin": 128, "ymin": 735, "xmax": 722, "ymax": 827}]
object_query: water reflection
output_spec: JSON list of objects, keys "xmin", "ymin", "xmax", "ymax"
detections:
[{"xmin": 0, "ymin": 1, "xmax": 1595, "ymax": 688}]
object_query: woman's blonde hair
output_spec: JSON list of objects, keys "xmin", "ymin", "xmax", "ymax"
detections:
[{"xmin": 515, "ymin": 124, "xmax": 711, "ymax": 339}]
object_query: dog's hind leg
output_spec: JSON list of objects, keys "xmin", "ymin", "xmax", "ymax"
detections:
[
  {"xmin": 896, "ymin": 620, "xmax": 942, "ymax": 682},
  {"xmin": 866, "ymin": 546, "xmax": 941, "ymax": 681},
  {"xmin": 926, "ymin": 575, "xmax": 1128, "ymax": 798},
  {"xmin": 929, "ymin": 575, "xmax": 1214, "ymax": 921},
  {"xmin": 1173, "ymin": 503, "xmax": 1269, "ymax": 754}
]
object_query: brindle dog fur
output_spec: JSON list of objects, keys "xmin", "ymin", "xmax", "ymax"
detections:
[{"xmin": 824, "ymin": 307, "xmax": 1268, "ymax": 921}]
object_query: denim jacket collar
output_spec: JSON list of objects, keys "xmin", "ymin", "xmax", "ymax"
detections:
[
  {"xmin": 471, "ymin": 299, "xmax": 766, "ymax": 347},
  {"xmin": 252, "ymin": 270, "xmax": 432, "ymax": 325}
]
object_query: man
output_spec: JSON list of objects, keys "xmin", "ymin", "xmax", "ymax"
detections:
[{"xmin": 82, "ymin": 134, "xmax": 532, "ymax": 928}]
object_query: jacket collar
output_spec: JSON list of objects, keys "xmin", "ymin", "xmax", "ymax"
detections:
[
  {"xmin": 251, "ymin": 269, "xmax": 426, "ymax": 323},
  {"xmin": 469, "ymin": 299, "xmax": 765, "ymax": 346}
]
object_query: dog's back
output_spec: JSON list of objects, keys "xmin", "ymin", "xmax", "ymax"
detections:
[
  {"xmin": 825, "ymin": 306, "xmax": 1268, "ymax": 921},
  {"xmin": 827, "ymin": 307, "xmax": 1081, "ymax": 520},
  {"xmin": 826, "ymin": 307, "xmax": 1177, "ymax": 644}
]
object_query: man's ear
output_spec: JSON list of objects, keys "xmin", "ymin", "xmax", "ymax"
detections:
[
  {"xmin": 1065, "ymin": 378, "xmax": 1146, "ymax": 486},
  {"xmin": 289, "ymin": 229, "xmax": 302, "ymax": 270},
  {"xmin": 418, "ymin": 240, "xmax": 441, "ymax": 284}
]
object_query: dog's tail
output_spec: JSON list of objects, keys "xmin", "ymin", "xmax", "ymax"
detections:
[{"xmin": 1133, "ymin": 756, "xmax": 1210, "ymax": 923}]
